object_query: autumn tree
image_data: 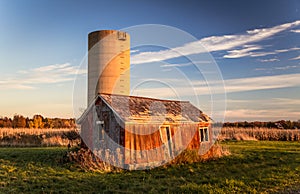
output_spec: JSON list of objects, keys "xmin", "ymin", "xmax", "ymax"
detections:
[
  {"xmin": 12, "ymin": 114, "xmax": 26, "ymax": 128},
  {"xmin": 33, "ymin": 115, "xmax": 44, "ymax": 128},
  {"xmin": 44, "ymin": 118, "xmax": 54, "ymax": 128}
]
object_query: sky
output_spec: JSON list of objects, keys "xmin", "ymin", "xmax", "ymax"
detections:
[{"xmin": 0, "ymin": 0, "xmax": 299, "ymax": 121}]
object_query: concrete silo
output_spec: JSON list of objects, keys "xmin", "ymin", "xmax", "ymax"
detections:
[{"xmin": 88, "ymin": 30, "xmax": 130, "ymax": 105}]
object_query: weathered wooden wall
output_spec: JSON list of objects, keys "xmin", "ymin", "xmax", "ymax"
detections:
[
  {"xmin": 80, "ymin": 108, "xmax": 94, "ymax": 149},
  {"xmin": 123, "ymin": 122, "xmax": 211, "ymax": 167}
]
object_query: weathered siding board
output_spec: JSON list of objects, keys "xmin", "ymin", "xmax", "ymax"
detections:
[
  {"xmin": 154, "ymin": 127, "xmax": 164, "ymax": 162},
  {"xmin": 186, "ymin": 124, "xmax": 197, "ymax": 150},
  {"xmin": 139, "ymin": 125, "xmax": 147, "ymax": 163},
  {"xmin": 180, "ymin": 123, "xmax": 187, "ymax": 150},
  {"xmin": 134, "ymin": 125, "xmax": 142, "ymax": 164},
  {"xmin": 173, "ymin": 125, "xmax": 183, "ymax": 153},
  {"xmin": 124, "ymin": 127, "xmax": 131, "ymax": 164},
  {"xmin": 131, "ymin": 125, "xmax": 136, "ymax": 164},
  {"xmin": 81, "ymin": 110, "xmax": 94, "ymax": 149},
  {"xmin": 146, "ymin": 125, "xmax": 155, "ymax": 163}
]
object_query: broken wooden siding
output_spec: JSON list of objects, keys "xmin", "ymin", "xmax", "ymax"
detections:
[
  {"xmin": 123, "ymin": 122, "xmax": 210, "ymax": 166},
  {"xmin": 80, "ymin": 107, "xmax": 94, "ymax": 149}
]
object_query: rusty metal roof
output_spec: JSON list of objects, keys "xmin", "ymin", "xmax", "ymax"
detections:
[{"xmin": 100, "ymin": 93, "xmax": 209, "ymax": 124}]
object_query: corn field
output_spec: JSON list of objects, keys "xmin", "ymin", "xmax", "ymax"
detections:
[{"xmin": 218, "ymin": 127, "xmax": 300, "ymax": 141}]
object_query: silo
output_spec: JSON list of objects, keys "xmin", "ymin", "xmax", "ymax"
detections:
[{"xmin": 88, "ymin": 30, "xmax": 130, "ymax": 105}]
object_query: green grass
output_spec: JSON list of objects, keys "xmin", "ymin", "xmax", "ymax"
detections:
[{"xmin": 0, "ymin": 141, "xmax": 299, "ymax": 193}]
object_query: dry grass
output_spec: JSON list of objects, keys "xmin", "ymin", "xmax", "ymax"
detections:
[
  {"xmin": 0, "ymin": 128, "xmax": 74, "ymax": 136},
  {"xmin": 0, "ymin": 128, "xmax": 80, "ymax": 147},
  {"xmin": 66, "ymin": 148, "xmax": 122, "ymax": 172},
  {"xmin": 218, "ymin": 127, "xmax": 300, "ymax": 141},
  {"xmin": 170, "ymin": 143, "xmax": 231, "ymax": 165},
  {"xmin": 66, "ymin": 143, "xmax": 231, "ymax": 172}
]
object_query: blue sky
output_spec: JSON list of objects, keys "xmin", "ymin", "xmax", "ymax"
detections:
[{"xmin": 0, "ymin": 0, "xmax": 299, "ymax": 121}]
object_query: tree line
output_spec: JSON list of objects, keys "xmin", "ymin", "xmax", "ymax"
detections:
[
  {"xmin": 222, "ymin": 120, "xmax": 300, "ymax": 129},
  {"xmin": 0, "ymin": 114, "xmax": 76, "ymax": 129}
]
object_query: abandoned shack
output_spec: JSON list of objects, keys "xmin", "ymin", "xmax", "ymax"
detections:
[{"xmin": 78, "ymin": 93, "xmax": 212, "ymax": 169}]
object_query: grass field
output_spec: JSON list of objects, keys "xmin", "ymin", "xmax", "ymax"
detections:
[{"xmin": 0, "ymin": 141, "xmax": 299, "ymax": 193}]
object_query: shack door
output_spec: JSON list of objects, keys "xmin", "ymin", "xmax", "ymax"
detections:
[{"xmin": 160, "ymin": 126, "xmax": 173, "ymax": 158}]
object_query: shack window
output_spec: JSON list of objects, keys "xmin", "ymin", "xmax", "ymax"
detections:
[
  {"xmin": 199, "ymin": 127, "xmax": 209, "ymax": 142},
  {"xmin": 96, "ymin": 120, "xmax": 105, "ymax": 140},
  {"xmin": 101, "ymin": 111, "xmax": 110, "ymax": 132},
  {"xmin": 159, "ymin": 125, "xmax": 172, "ymax": 143}
]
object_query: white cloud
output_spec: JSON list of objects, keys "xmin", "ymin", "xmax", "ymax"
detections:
[
  {"xmin": 224, "ymin": 73, "xmax": 300, "ymax": 93},
  {"xmin": 192, "ymin": 73, "xmax": 300, "ymax": 94},
  {"xmin": 275, "ymin": 47, "xmax": 300, "ymax": 53},
  {"xmin": 131, "ymin": 20, "xmax": 300, "ymax": 64},
  {"xmin": 225, "ymin": 109, "xmax": 300, "ymax": 121},
  {"xmin": 131, "ymin": 73, "xmax": 300, "ymax": 100},
  {"xmin": 268, "ymin": 98, "xmax": 300, "ymax": 106},
  {"xmin": 274, "ymin": 65, "xmax": 297, "ymax": 70},
  {"xmin": 259, "ymin": 58, "xmax": 279, "ymax": 62},
  {"xmin": 291, "ymin": 29, "xmax": 300, "ymax": 33},
  {"xmin": 0, "ymin": 63, "xmax": 86, "ymax": 90},
  {"xmin": 290, "ymin": 55, "xmax": 300, "ymax": 60},
  {"xmin": 225, "ymin": 46, "xmax": 300, "ymax": 59},
  {"xmin": 249, "ymin": 52, "xmax": 276, "ymax": 57},
  {"xmin": 227, "ymin": 98, "xmax": 300, "ymax": 105},
  {"xmin": 130, "ymin": 49, "xmax": 139, "ymax": 53},
  {"xmin": 160, "ymin": 62, "xmax": 191, "ymax": 68},
  {"xmin": 33, "ymin": 63, "xmax": 70, "ymax": 72},
  {"xmin": 254, "ymin": 65, "xmax": 298, "ymax": 71},
  {"xmin": 223, "ymin": 45, "xmax": 262, "ymax": 58},
  {"xmin": 254, "ymin": 68, "xmax": 267, "ymax": 71},
  {"xmin": 160, "ymin": 60, "xmax": 211, "ymax": 68}
]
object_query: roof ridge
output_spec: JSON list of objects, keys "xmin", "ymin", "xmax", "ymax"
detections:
[{"xmin": 99, "ymin": 93, "xmax": 190, "ymax": 103}]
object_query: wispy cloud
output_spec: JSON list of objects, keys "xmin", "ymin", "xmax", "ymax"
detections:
[
  {"xmin": 224, "ymin": 73, "xmax": 300, "ymax": 93},
  {"xmin": 131, "ymin": 20, "xmax": 300, "ymax": 64},
  {"xmin": 291, "ymin": 29, "xmax": 300, "ymax": 33},
  {"xmin": 290, "ymin": 55, "xmax": 300, "ymax": 60},
  {"xmin": 131, "ymin": 73, "xmax": 300, "ymax": 99},
  {"xmin": 0, "ymin": 63, "xmax": 86, "ymax": 90},
  {"xmin": 223, "ymin": 45, "xmax": 262, "ymax": 58},
  {"xmin": 225, "ymin": 109, "xmax": 300, "ymax": 121},
  {"xmin": 130, "ymin": 49, "xmax": 140, "ymax": 54},
  {"xmin": 275, "ymin": 47, "xmax": 300, "ymax": 53},
  {"xmin": 160, "ymin": 60, "xmax": 211, "ymax": 68},
  {"xmin": 258, "ymin": 58, "xmax": 279, "ymax": 62},
  {"xmin": 225, "ymin": 46, "xmax": 300, "ymax": 59},
  {"xmin": 33, "ymin": 63, "xmax": 70, "ymax": 72},
  {"xmin": 225, "ymin": 97, "xmax": 300, "ymax": 121},
  {"xmin": 254, "ymin": 65, "xmax": 299, "ymax": 71},
  {"xmin": 274, "ymin": 65, "xmax": 298, "ymax": 70},
  {"xmin": 269, "ymin": 98, "xmax": 300, "ymax": 106}
]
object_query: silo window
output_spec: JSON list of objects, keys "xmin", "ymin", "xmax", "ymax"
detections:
[{"xmin": 118, "ymin": 32, "xmax": 126, "ymax": 40}]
